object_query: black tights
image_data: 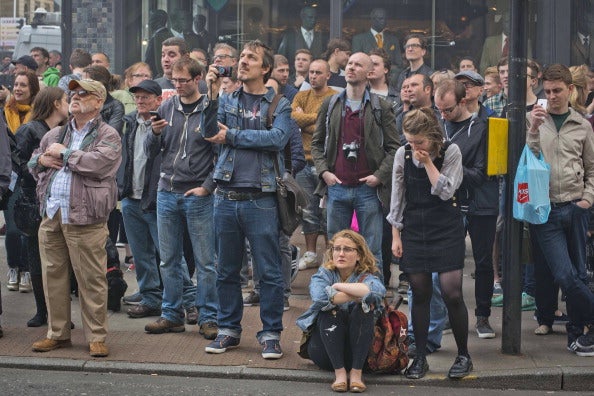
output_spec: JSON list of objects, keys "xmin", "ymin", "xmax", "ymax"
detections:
[
  {"xmin": 308, "ymin": 305, "xmax": 375, "ymax": 371},
  {"xmin": 408, "ymin": 270, "xmax": 469, "ymax": 358}
]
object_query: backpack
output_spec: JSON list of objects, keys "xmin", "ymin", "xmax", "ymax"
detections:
[{"xmin": 365, "ymin": 295, "xmax": 409, "ymax": 374}]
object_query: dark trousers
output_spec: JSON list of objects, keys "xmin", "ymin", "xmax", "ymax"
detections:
[
  {"xmin": 466, "ymin": 214, "xmax": 497, "ymax": 318},
  {"xmin": 307, "ymin": 305, "xmax": 375, "ymax": 371},
  {"xmin": 530, "ymin": 204, "xmax": 594, "ymax": 329}
]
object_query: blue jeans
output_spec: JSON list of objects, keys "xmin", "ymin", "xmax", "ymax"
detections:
[
  {"xmin": 214, "ymin": 194, "xmax": 284, "ymax": 342},
  {"xmin": 326, "ymin": 183, "xmax": 384, "ymax": 275},
  {"xmin": 296, "ymin": 165, "xmax": 325, "ymax": 234},
  {"xmin": 530, "ymin": 203, "xmax": 594, "ymax": 328},
  {"xmin": 253, "ymin": 232, "xmax": 292, "ymax": 299},
  {"xmin": 157, "ymin": 191, "xmax": 218, "ymax": 324},
  {"xmin": 407, "ymin": 272, "xmax": 446, "ymax": 352},
  {"xmin": 121, "ymin": 198, "xmax": 161, "ymax": 309}
]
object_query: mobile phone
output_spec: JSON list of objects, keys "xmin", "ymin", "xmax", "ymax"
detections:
[
  {"xmin": 149, "ymin": 111, "xmax": 162, "ymax": 121},
  {"xmin": 537, "ymin": 99, "xmax": 548, "ymax": 108}
]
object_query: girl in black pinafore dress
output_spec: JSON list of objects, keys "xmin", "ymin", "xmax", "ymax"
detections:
[{"xmin": 387, "ymin": 108, "xmax": 472, "ymax": 380}]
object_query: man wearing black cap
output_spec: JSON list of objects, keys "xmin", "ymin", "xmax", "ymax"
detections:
[
  {"xmin": 12, "ymin": 55, "xmax": 38, "ymax": 74},
  {"xmin": 117, "ymin": 80, "xmax": 164, "ymax": 319}
]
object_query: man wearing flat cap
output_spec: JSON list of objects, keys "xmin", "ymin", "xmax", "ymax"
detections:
[
  {"xmin": 117, "ymin": 79, "xmax": 165, "ymax": 319},
  {"xmin": 28, "ymin": 79, "xmax": 122, "ymax": 358}
]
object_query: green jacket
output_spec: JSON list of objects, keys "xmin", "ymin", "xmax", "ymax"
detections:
[
  {"xmin": 311, "ymin": 89, "xmax": 400, "ymax": 209},
  {"xmin": 42, "ymin": 67, "xmax": 61, "ymax": 87}
]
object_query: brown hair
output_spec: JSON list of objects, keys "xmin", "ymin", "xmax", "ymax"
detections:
[
  {"xmin": 323, "ymin": 229, "xmax": 379, "ymax": 275},
  {"xmin": 69, "ymin": 48, "xmax": 92, "ymax": 69},
  {"xmin": 243, "ymin": 40, "xmax": 274, "ymax": 83},
  {"xmin": 29, "ymin": 87, "xmax": 65, "ymax": 121},
  {"xmin": 162, "ymin": 37, "xmax": 188, "ymax": 55},
  {"xmin": 369, "ymin": 48, "xmax": 391, "ymax": 84},
  {"xmin": 123, "ymin": 62, "xmax": 152, "ymax": 88},
  {"xmin": 172, "ymin": 56, "xmax": 204, "ymax": 79},
  {"xmin": 324, "ymin": 38, "xmax": 351, "ymax": 61},
  {"xmin": 7, "ymin": 70, "xmax": 40, "ymax": 110},
  {"xmin": 83, "ymin": 65, "xmax": 118, "ymax": 92},
  {"xmin": 402, "ymin": 107, "xmax": 445, "ymax": 156},
  {"xmin": 484, "ymin": 66, "xmax": 501, "ymax": 83},
  {"xmin": 542, "ymin": 63, "xmax": 573, "ymax": 86},
  {"xmin": 434, "ymin": 79, "xmax": 466, "ymax": 104}
]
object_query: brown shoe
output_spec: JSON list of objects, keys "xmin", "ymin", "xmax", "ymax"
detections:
[
  {"xmin": 32, "ymin": 338, "xmax": 72, "ymax": 352},
  {"xmin": 127, "ymin": 304, "xmax": 162, "ymax": 318},
  {"xmin": 185, "ymin": 306, "xmax": 199, "ymax": 325},
  {"xmin": 89, "ymin": 341, "xmax": 109, "ymax": 357},
  {"xmin": 199, "ymin": 321, "xmax": 218, "ymax": 340},
  {"xmin": 144, "ymin": 317, "xmax": 185, "ymax": 334}
]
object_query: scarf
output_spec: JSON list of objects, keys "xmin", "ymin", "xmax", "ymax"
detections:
[{"xmin": 4, "ymin": 102, "xmax": 32, "ymax": 133}]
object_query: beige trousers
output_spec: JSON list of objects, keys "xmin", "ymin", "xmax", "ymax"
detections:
[{"xmin": 38, "ymin": 211, "xmax": 109, "ymax": 342}]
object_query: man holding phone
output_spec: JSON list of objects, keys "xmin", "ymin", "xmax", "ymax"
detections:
[
  {"xmin": 528, "ymin": 63, "xmax": 594, "ymax": 357},
  {"xmin": 117, "ymin": 79, "xmax": 164, "ymax": 319},
  {"xmin": 144, "ymin": 57, "xmax": 220, "ymax": 339}
]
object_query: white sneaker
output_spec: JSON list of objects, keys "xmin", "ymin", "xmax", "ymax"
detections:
[
  {"xmin": 19, "ymin": 271, "xmax": 32, "ymax": 293},
  {"xmin": 298, "ymin": 251, "xmax": 317, "ymax": 270},
  {"xmin": 7, "ymin": 268, "xmax": 19, "ymax": 291}
]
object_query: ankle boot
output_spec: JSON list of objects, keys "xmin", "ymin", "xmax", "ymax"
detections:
[{"xmin": 27, "ymin": 274, "xmax": 48, "ymax": 327}]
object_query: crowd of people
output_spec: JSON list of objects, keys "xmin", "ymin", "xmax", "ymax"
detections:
[{"xmin": 1, "ymin": 6, "xmax": 594, "ymax": 393}]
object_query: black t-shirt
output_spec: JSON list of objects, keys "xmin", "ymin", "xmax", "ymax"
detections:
[{"xmin": 444, "ymin": 117, "xmax": 472, "ymax": 141}]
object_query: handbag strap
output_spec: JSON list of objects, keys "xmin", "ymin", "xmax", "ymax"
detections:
[{"xmin": 267, "ymin": 93, "xmax": 293, "ymax": 175}]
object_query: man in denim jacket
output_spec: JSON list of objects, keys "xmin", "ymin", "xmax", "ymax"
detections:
[{"xmin": 203, "ymin": 40, "xmax": 292, "ymax": 359}]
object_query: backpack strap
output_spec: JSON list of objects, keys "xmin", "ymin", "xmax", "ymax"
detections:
[{"xmin": 265, "ymin": 94, "xmax": 293, "ymax": 173}]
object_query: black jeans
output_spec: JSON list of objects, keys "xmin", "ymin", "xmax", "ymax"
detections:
[
  {"xmin": 308, "ymin": 304, "xmax": 375, "ymax": 371},
  {"xmin": 466, "ymin": 214, "xmax": 497, "ymax": 318}
]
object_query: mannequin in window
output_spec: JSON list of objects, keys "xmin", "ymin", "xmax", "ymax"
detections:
[
  {"xmin": 571, "ymin": 10, "xmax": 593, "ymax": 67},
  {"xmin": 144, "ymin": 9, "xmax": 173, "ymax": 78},
  {"xmin": 351, "ymin": 8, "xmax": 404, "ymax": 85},
  {"xmin": 278, "ymin": 6, "xmax": 327, "ymax": 73}
]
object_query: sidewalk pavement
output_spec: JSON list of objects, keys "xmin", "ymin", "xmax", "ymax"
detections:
[{"xmin": 0, "ymin": 233, "xmax": 592, "ymax": 392}]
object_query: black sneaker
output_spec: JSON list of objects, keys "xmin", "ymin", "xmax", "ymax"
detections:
[
  {"xmin": 243, "ymin": 290, "xmax": 260, "ymax": 306},
  {"xmin": 476, "ymin": 316, "xmax": 496, "ymax": 339},
  {"xmin": 573, "ymin": 325, "xmax": 594, "ymax": 357},
  {"xmin": 261, "ymin": 339, "xmax": 283, "ymax": 359},
  {"xmin": 448, "ymin": 355, "xmax": 473, "ymax": 379}
]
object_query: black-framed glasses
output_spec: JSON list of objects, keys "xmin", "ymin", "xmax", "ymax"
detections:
[
  {"xmin": 437, "ymin": 104, "xmax": 458, "ymax": 115},
  {"xmin": 171, "ymin": 78, "xmax": 193, "ymax": 85},
  {"xmin": 461, "ymin": 81, "xmax": 477, "ymax": 89},
  {"xmin": 332, "ymin": 246, "xmax": 357, "ymax": 254},
  {"xmin": 69, "ymin": 89, "xmax": 91, "ymax": 98},
  {"xmin": 404, "ymin": 43, "xmax": 423, "ymax": 50}
]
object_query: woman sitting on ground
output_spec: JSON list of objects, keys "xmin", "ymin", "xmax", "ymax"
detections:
[{"xmin": 296, "ymin": 229, "xmax": 385, "ymax": 393}]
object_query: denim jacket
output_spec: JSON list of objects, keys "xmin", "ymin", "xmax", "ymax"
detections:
[
  {"xmin": 296, "ymin": 266, "xmax": 386, "ymax": 331},
  {"xmin": 206, "ymin": 87, "xmax": 293, "ymax": 192}
]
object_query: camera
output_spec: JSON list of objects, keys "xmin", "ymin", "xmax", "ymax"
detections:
[
  {"xmin": 215, "ymin": 66, "xmax": 233, "ymax": 78},
  {"xmin": 342, "ymin": 141, "xmax": 360, "ymax": 161}
]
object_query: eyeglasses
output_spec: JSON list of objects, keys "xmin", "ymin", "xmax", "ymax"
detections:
[
  {"xmin": 171, "ymin": 78, "xmax": 193, "ymax": 85},
  {"xmin": 437, "ymin": 104, "xmax": 458, "ymax": 114},
  {"xmin": 69, "ymin": 89, "xmax": 91, "ymax": 99},
  {"xmin": 133, "ymin": 95, "xmax": 154, "ymax": 101},
  {"xmin": 213, "ymin": 54, "xmax": 234, "ymax": 61},
  {"xmin": 461, "ymin": 81, "xmax": 477, "ymax": 89},
  {"xmin": 404, "ymin": 43, "xmax": 423, "ymax": 50},
  {"xmin": 132, "ymin": 73, "xmax": 151, "ymax": 79},
  {"xmin": 332, "ymin": 246, "xmax": 357, "ymax": 254}
]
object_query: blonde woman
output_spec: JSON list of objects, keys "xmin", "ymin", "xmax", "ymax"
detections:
[{"xmin": 297, "ymin": 229, "xmax": 385, "ymax": 393}]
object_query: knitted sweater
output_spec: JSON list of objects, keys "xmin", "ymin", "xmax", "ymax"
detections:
[{"xmin": 291, "ymin": 87, "xmax": 337, "ymax": 162}]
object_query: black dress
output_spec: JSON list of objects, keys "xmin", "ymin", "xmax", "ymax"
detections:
[{"xmin": 400, "ymin": 143, "xmax": 465, "ymax": 274}]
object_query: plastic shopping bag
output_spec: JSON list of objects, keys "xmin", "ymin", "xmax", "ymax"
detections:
[{"xmin": 512, "ymin": 145, "xmax": 551, "ymax": 224}]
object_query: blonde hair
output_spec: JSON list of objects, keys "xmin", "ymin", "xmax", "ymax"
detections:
[
  {"xmin": 322, "ymin": 229, "xmax": 379, "ymax": 275},
  {"xmin": 402, "ymin": 107, "xmax": 445, "ymax": 156},
  {"xmin": 569, "ymin": 64, "xmax": 588, "ymax": 115}
]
